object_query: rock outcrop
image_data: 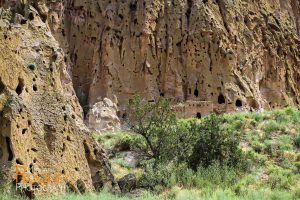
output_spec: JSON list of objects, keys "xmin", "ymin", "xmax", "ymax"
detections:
[
  {"xmin": 0, "ymin": 1, "xmax": 115, "ymax": 197},
  {"xmin": 0, "ymin": 0, "xmax": 300, "ymax": 197},
  {"xmin": 87, "ymin": 97, "xmax": 120, "ymax": 132},
  {"xmin": 46, "ymin": 0, "xmax": 300, "ymax": 118}
]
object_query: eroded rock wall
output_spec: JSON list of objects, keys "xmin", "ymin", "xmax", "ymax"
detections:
[
  {"xmin": 0, "ymin": 1, "xmax": 115, "ymax": 197},
  {"xmin": 47, "ymin": 0, "xmax": 300, "ymax": 118}
]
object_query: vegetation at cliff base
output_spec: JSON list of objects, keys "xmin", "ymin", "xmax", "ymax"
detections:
[
  {"xmin": 95, "ymin": 97, "xmax": 300, "ymax": 200},
  {"xmin": 1, "ymin": 97, "xmax": 300, "ymax": 199}
]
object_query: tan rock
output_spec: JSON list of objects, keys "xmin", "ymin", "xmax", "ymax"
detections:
[
  {"xmin": 43, "ymin": 0, "xmax": 300, "ymax": 119},
  {"xmin": 87, "ymin": 98, "xmax": 121, "ymax": 132},
  {"xmin": 0, "ymin": 2, "xmax": 116, "ymax": 198}
]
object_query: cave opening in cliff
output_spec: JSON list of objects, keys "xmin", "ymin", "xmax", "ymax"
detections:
[
  {"xmin": 28, "ymin": 64, "xmax": 35, "ymax": 71},
  {"xmin": 33, "ymin": 84, "xmax": 38, "ymax": 92},
  {"xmin": 196, "ymin": 112, "xmax": 202, "ymax": 119},
  {"xmin": 186, "ymin": 0, "xmax": 193, "ymax": 24},
  {"xmin": 218, "ymin": 94, "xmax": 226, "ymax": 104},
  {"xmin": 76, "ymin": 90, "xmax": 89, "ymax": 118},
  {"xmin": 194, "ymin": 88, "xmax": 199, "ymax": 97},
  {"xmin": 6, "ymin": 137, "xmax": 13, "ymax": 161},
  {"xmin": 130, "ymin": 2, "xmax": 137, "ymax": 12},
  {"xmin": 16, "ymin": 78, "xmax": 24, "ymax": 95},
  {"xmin": 235, "ymin": 99, "xmax": 243, "ymax": 107},
  {"xmin": 28, "ymin": 12, "xmax": 34, "ymax": 21},
  {"xmin": 0, "ymin": 78, "xmax": 5, "ymax": 94}
]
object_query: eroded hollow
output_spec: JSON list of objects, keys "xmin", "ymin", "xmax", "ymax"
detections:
[
  {"xmin": 194, "ymin": 88, "xmax": 199, "ymax": 97},
  {"xmin": 235, "ymin": 99, "xmax": 243, "ymax": 107},
  {"xmin": 218, "ymin": 94, "xmax": 226, "ymax": 104},
  {"xmin": 5, "ymin": 137, "xmax": 13, "ymax": 161},
  {"xmin": 0, "ymin": 78, "xmax": 5, "ymax": 94},
  {"xmin": 76, "ymin": 179, "xmax": 86, "ymax": 194},
  {"xmin": 83, "ymin": 141, "xmax": 104, "ymax": 190},
  {"xmin": 196, "ymin": 112, "xmax": 202, "ymax": 119},
  {"xmin": 28, "ymin": 12, "xmax": 34, "ymax": 21},
  {"xmin": 16, "ymin": 78, "xmax": 24, "ymax": 95}
]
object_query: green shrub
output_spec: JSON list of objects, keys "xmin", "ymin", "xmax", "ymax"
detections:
[
  {"xmin": 194, "ymin": 162, "xmax": 238, "ymax": 189},
  {"xmin": 188, "ymin": 114, "xmax": 244, "ymax": 169},
  {"xmin": 262, "ymin": 120, "xmax": 284, "ymax": 136},
  {"xmin": 126, "ymin": 96, "xmax": 177, "ymax": 160},
  {"xmin": 267, "ymin": 168, "xmax": 294, "ymax": 190},
  {"xmin": 113, "ymin": 134, "xmax": 146, "ymax": 152},
  {"xmin": 277, "ymin": 135, "xmax": 294, "ymax": 151},
  {"xmin": 294, "ymin": 133, "xmax": 300, "ymax": 148},
  {"xmin": 138, "ymin": 161, "xmax": 180, "ymax": 190},
  {"xmin": 295, "ymin": 162, "xmax": 300, "ymax": 173}
]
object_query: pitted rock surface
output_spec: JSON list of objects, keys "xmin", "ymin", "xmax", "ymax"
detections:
[
  {"xmin": 0, "ymin": 1, "xmax": 116, "ymax": 197},
  {"xmin": 1, "ymin": 0, "xmax": 300, "ymax": 197},
  {"xmin": 45, "ymin": 0, "xmax": 300, "ymax": 118}
]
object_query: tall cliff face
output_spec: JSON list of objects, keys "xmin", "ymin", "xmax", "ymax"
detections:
[
  {"xmin": 0, "ymin": 0, "xmax": 300, "ymax": 196},
  {"xmin": 46, "ymin": 0, "xmax": 300, "ymax": 117},
  {"xmin": 0, "ymin": 1, "xmax": 115, "ymax": 197}
]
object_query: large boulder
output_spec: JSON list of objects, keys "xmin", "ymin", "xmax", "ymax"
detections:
[
  {"xmin": 118, "ymin": 173, "xmax": 137, "ymax": 193},
  {"xmin": 87, "ymin": 97, "xmax": 120, "ymax": 132}
]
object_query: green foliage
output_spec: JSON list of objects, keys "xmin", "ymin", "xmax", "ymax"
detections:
[
  {"xmin": 139, "ymin": 161, "xmax": 239, "ymax": 191},
  {"xmin": 294, "ymin": 133, "xmax": 300, "ymax": 148},
  {"xmin": 188, "ymin": 114, "xmax": 243, "ymax": 169},
  {"xmin": 267, "ymin": 168, "xmax": 294, "ymax": 190},
  {"xmin": 262, "ymin": 120, "xmax": 285, "ymax": 135},
  {"xmin": 126, "ymin": 96, "xmax": 177, "ymax": 160}
]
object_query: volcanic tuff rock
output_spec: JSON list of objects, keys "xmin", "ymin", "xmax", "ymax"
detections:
[
  {"xmin": 0, "ymin": 0, "xmax": 300, "ymax": 197},
  {"xmin": 0, "ymin": 1, "xmax": 116, "ymax": 197},
  {"xmin": 44, "ymin": 0, "xmax": 300, "ymax": 118},
  {"xmin": 87, "ymin": 97, "xmax": 120, "ymax": 132}
]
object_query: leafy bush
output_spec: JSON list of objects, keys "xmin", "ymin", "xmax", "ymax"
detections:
[
  {"xmin": 267, "ymin": 170, "xmax": 292, "ymax": 190},
  {"xmin": 262, "ymin": 120, "xmax": 284, "ymax": 136},
  {"xmin": 294, "ymin": 133, "xmax": 300, "ymax": 148},
  {"xmin": 188, "ymin": 114, "xmax": 244, "ymax": 169},
  {"xmin": 126, "ymin": 96, "xmax": 177, "ymax": 160}
]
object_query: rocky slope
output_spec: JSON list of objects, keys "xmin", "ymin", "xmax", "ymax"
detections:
[{"xmin": 0, "ymin": 1, "xmax": 115, "ymax": 198}]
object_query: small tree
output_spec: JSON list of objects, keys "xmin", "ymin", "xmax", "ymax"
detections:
[
  {"xmin": 188, "ymin": 114, "xmax": 243, "ymax": 170},
  {"xmin": 126, "ymin": 96, "xmax": 177, "ymax": 161}
]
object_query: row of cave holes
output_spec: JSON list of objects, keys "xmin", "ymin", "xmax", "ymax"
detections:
[
  {"xmin": 194, "ymin": 99, "xmax": 242, "ymax": 119},
  {"xmin": 218, "ymin": 94, "xmax": 243, "ymax": 107},
  {"xmin": 187, "ymin": 86, "xmax": 244, "ymax": 108}
]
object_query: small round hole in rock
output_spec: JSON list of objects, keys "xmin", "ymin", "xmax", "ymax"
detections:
[
  {"xmin": 218, "ymin": 94, "xmax": 226, "ymax": 104},
  {"xmin": 16, "ymin": 158, "xmax": 24, "ymax": 165},
  {"xmin": 28, "ymin": 13, "xmax": 34, "ymax": 21},
  {"xmin": 33, "ymin": 84, "xmax": 37, "ymax": 91},
  {"xmin": 235, "ymin": 99, "xmax": 243, "ymax": 107},
  {"xmin": 28, "ymin": 64, "xmax": 35, "ymax": 71},
  {"xmin": 22, "ymin": 129, "xmax": 27, "ymax": 135},
  {"xmin": 16, "ymin": 78, "xmax": 24, "ymax": 95}
]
